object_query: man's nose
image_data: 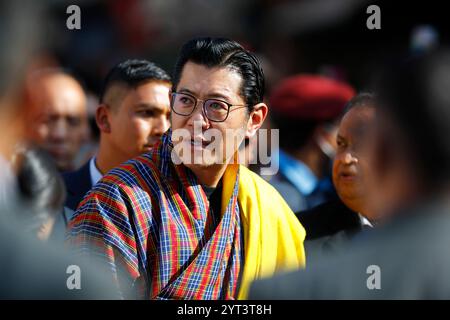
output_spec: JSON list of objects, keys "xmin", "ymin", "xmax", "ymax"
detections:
[
  {"xmin": 151, "ymin": 115, "xmax": 170, "ymax": 137},
  {"xmin": 49, "ymin": 119, "xmax": 68, "ymax": 141},
  {"xmin": 344, "ymin": 152, "xmax": 358, "ymax": 164},
  {"xmin": 186, "ymin": 102, "xmax": 210, "ymax": 129}
]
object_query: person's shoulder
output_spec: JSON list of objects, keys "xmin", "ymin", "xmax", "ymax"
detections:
[
  {"xmin": 241, "ymin": 166, "xmax": 288, "ymax": 202},
  {"xmin": 100, "ymin": 153, "xmax": 160, "ymax": 188},
  {"xmin": 240, "ymin": 166, "xmax": 299, "ymax": 219},
  {"xmin": 298, "ymin": 200, "xmax": 359, "ymax": 240},
  {"xmin": 240, "ymin": 165, "xmax": 280, "ymax": 193},
  {"xmin": 62, "ymin": 161, "xmax": 90, "ymax": 184},
  {"xmin": 265, "ymin": 170, "xmax": 307, "ymax": 212}
]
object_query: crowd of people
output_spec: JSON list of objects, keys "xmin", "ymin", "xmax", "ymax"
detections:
[{"xmin": 1, "ymin": 1, "xmax": 450, "ymax": 300}]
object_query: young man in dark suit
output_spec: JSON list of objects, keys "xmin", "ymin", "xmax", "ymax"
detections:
[{"xmin": 63, "ymin": 60, "xmax": 171, "ymax": 211}]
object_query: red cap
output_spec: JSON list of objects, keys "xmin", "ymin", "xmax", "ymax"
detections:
[{"xmin": 269, "ymin": 74, "xmax": 356, "ymax": 121}]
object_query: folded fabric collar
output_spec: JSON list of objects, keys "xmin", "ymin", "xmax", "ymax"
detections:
[{"xmin": 222, "ymin": 164, "xmax": 306, "ymax": 299}]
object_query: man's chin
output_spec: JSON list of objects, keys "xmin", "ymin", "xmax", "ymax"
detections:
[
  {"xmin": 142, "ymin": 146, "xmax": 153, "ymax": 152},
  {"xmin": 171, "ymin": 143, "xmax": 231, "ymax": 168},
  {"xmin": 53, "ymin": 158, "xmax": 72, "ymax": 171},
  {"xmin": 185, "ymin": 156, "xmax": 220, "ymax": 168},
  {"xmin": 183, "ymin": 162, "xmax": 213, "ymax": 172},
  {"xmin": 179, "ymin": 152, "xmax": 228, "ymax": 169}
]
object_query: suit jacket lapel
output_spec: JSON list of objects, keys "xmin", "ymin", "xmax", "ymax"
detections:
[{"xmin": 63, "ymin": 161, "xmax": 93, "ymax": 211}]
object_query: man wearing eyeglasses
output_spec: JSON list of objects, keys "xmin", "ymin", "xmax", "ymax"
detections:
[{"xmin": 68, "ymin": 37, "xmax": 306, "ymax": 300}]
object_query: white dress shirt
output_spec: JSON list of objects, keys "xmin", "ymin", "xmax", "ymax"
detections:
[
  {"xmin": 89, "ymin": 157, "xmax": 103, "ymax": 186},
  {"xmin": 358, "ymin": 213, "xmax": 374, "ymax": 228}
]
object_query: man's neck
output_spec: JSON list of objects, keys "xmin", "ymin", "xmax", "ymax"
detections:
[{"xmin": 96, "ymin": 140, "xmax": 127, "ymax": 175}]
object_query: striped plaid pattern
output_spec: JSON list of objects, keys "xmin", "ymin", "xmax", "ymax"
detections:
[{"xmin": 68, "ymin": 130, "xmax": 242, "ymax": 299}]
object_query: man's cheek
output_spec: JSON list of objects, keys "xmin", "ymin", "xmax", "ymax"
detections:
[
  {"xmin": 170, "ymin": 115, "xmax": 186, "ymax": 131},
  {"xmin": 36, "ymin": 124, "xmax": 49, "ymax": 140}
]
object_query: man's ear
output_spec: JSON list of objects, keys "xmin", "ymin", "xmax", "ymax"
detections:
[
  {"xmin": 245, "ymin": 103, "xmax": 268, "ymax": 139},
  {"xmin": 96, "ymin": 104, "xmax": 111, "ymax": 134}
]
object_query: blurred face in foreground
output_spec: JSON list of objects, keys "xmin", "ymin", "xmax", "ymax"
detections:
[
  {"xmin": 333, "ymin": 105, "xmax": 375, "ymax": 219},
  {"xmin": 36, "ymin": 217, "xmax": 56, "ymax": 241}
]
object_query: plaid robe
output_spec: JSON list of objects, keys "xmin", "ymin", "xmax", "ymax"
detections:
[{"xmin": 68, "ymin": 131, "xmax": 243, "ymax": 299}]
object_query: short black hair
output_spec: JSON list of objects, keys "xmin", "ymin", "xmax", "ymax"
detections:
[
  {"xmin": 342, "ymin": 92, "xmax": 378, "ymax": 115},
  {"xmin": 99, "ymin": 59, "xmax": 171, "ymax": 103},
  {"xmin": 172, "ymin": 37, "xmax": 265, "ymax": 110},
  {"xmin": 14, "ymin": 147, "xmax": 66, "ymax": 232},
  {"xmin": 272, "ymin": 115, "xmax": 317, "ymax": 151}
]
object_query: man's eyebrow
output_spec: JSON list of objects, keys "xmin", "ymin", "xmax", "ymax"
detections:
[
  {"xmin": 208, "ymin": 92, "xmax": 233, "ymax": 102},
  {"xmin": 134, "ymin": 103, "xmax": 167, "ymax": 111},
  {"xmin": 178, "ymin": 87, "xmax": 197, "ymax": 95},
  {"xmin": 177, "ymin": 87, "xmax": 233, "ymax": 102}
]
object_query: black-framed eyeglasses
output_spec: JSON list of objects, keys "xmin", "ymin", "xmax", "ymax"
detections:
[{"xmin": 170, "ymin": 92, "xmax": 247, "ymax": 122}]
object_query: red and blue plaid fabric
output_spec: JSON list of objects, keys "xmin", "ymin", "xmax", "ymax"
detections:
[{"xmin": 68, "ymin": 131, "xmax": 243, "ymax": 299}]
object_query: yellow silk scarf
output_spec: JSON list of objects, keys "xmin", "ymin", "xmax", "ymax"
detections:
[{"xmin": 221, "ymin": 164, "xmax": 306, "ymax": 300}]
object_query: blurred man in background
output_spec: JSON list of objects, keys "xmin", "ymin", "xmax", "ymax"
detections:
[
  {"xmin": 0, "ymin": 1, "xmax": 119, "ymax": 299},
  {"xmin": 268, "ymin": 75, "xmax": 355, "ymax": 213},
  {"xmin": 298, "ymin": 93, "xmax": 377, "ymax": 259},
  {"xmin": 63, "ymin": 59, "xmax": 171, "ymax": 211},
  {"xmin": 24, "ymin": 70, "xmax": 88, "ymax": 172},
  {"xmin": 250, "ymin": 49, "xmax": 450, "ymax": 299}
]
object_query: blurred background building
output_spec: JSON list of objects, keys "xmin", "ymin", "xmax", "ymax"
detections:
[
  {"xmin": 11, "ymin": 0, "xmax": 449, "ymax": 170},
  {"xmin": 42, "ymin": 0, "xmax": 447, "ymax": 92}
]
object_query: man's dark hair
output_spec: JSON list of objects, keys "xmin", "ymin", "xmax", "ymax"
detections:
[
  {"xmin": 99, "ymin": 59, "xmax": 171, "ymax": 103},
  {"xmin": 14, "ymin": 147, "xmax": 66, "ymax": 232},
  {"xmin": 376, "ymin": 49, "xmax": 450, "ymax": 189},
  {"xmin": 342, "ymin": 92, "xmax": 378, "ymax": 115},
  {"xmin": 172, "ymin": 37, "xmax": 265, "ymax": 110},
  {"xmin": 272, "ymin": 116, "xmax": 317, "ymax": 151}
]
